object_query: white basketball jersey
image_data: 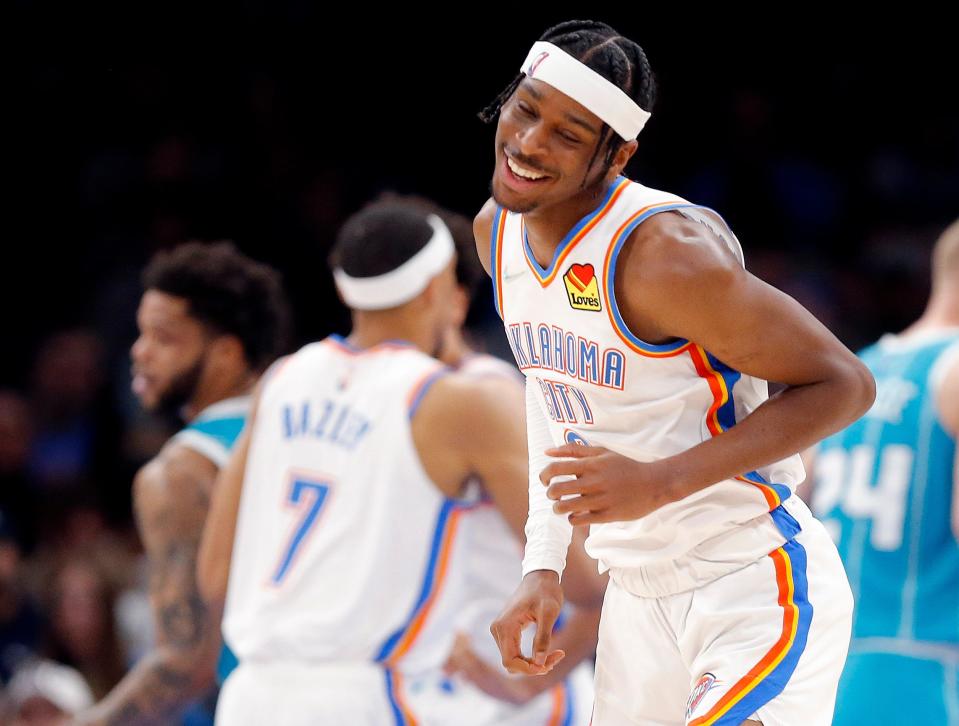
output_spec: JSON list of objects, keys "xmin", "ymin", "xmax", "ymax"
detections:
[
  {"xmin": 222, "ymin": 335, "xmax": 475, "ymax": 675},
  {"xmin": 490, "ymin": 176, "xmax": 807, "ymax": 587}
]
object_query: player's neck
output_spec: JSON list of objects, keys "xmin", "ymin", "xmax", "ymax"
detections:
[
  {"xmin": 183, "ymin": 370, "xmax": 257, "ymax": 422},
  {"xmin": 437, "ymin": 328, "xmax": 474, "ymax": 369},
  {"xmin": 905, "ymin": 292, "xmax": 959, "ymax": 335},
  {"xmin": 522, "ymin": 180, "xmax": 616, "ymax": 267},
  {"xmin": 348, "ymin": 316, "xmax": 434, "ymax": 356}
]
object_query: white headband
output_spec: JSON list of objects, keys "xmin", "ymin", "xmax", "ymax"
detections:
[
  {"xmin": 333, "ymin": 214, "xmax": 455, "ymax": 311},
  {"xmin": 520, "ymin": 41, "xmax": 651, "ymax": 141}
]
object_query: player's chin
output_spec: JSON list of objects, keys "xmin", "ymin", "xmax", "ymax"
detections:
[
  {"xmin": 491, "ymin": 177, "xmax": 540, "ymax": 215},
  {"xmin": 134, "ymin": 388, "xmax": 160, "ymax": 411}
]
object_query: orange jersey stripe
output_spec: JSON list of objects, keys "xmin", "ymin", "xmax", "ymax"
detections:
[
  {"xmin": 390, "ymin": 670, "xmax": 419, "ymax": 725},
  {"xmin": 494, "ymin": 209, "xmax": 507, "ymax": 316},
  {"xmin": 688, "ymin": 345, "xmax": 728, "ymax": 436},
  {"xmin": 689, "ymin": 346, "xmax": 781, "ymax": 509},
  {"xmin": 546, "ymin": 684, "xmax": 566, "ymax": 726},
  {"xmin": 386, "ymin": 507, "xmax": 464, "ymax": 665},
  {"xmin": 736, "ymin": 475, "xmax": 780, "ymax": 509},
  {"xmin": 525, "ymin": 179, "xmax": 630, "ymax": 287},
  {"xmin": 688, "ymin": 547, "xmax": 799, "ymax": 725}
]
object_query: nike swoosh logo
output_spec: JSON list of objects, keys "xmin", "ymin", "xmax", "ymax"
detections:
[{"xmin": 502, "ymin": 269, "xmax": 525, "ymax": 282}]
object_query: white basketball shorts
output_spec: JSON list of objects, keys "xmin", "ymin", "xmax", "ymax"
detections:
[{"xmin": 591, "ymin": 515, "xmax": 853, "ymax": 725}]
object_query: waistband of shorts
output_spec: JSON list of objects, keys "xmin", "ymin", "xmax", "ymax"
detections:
[{"xmin": 608, "ymin": 498, "xmax": 810, "ymax": 598}]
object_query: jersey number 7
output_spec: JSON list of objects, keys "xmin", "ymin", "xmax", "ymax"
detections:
[{"xmin": 271, "ymin": 476, "xmax": 332, "ymax": 585}]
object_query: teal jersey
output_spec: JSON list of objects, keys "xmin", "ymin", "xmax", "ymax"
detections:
[
  {"xmin": 813, "ymin": 330, "xmax": 959, "ymax": 645},
  {"xmin": 174, "ymin": 396, "xmax": 249, "ymax": 468},
  {"xmin": 173, "ymin": 396, "xmax": 249, "ymax": 688}
]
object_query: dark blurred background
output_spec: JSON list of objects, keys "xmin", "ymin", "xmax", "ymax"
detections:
[{"xmin": 1, "ymin": 5, "xmax": 956, "ymax": 714}]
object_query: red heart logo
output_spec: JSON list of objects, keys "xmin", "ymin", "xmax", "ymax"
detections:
[{"xmin": 568, "ymin": 263, "xmax": 595, "ymax": 291}]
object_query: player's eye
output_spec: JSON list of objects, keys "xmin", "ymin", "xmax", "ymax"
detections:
[{"xmin": 516, "ymin": 101, "xmax": 536, "ymax": 117}]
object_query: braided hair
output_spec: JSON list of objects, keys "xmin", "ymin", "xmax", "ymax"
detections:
[{"xmin": 479, "ymin": 20, "xmax": 656, "ymax": 183}]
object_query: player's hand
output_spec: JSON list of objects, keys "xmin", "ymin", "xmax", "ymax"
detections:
[
  {"xmin": 489, "ymin": 571, "xmax": 566, "ymax": 676},
  {"xmin": 443, "ymin": 632, "xmax": 545, "ymax": 704},
  {"xmin": 540, "ymin": 444, "xmax": 676, "ymax": 525}
]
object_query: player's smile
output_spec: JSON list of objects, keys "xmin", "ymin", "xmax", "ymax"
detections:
[
  {"xmin": 491, "ymin": 77, "xmax": 616, "ymax": 215},
  {"xmin": 500, "ymin": 148, "xmax": 554, "ymax": 191}
]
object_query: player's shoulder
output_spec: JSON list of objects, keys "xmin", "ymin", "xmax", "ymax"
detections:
[
  {"xmin": 413, "ymin": 368, "xmax": 520, "ymax": 438},
  {"xmin": 134, "ymin": 441, "xmax": 218, "ymax": 511},
  {"xmin": 621, "ymin": 210, "xmax": 743, "ymax": 293},
  {"xmin": 459, "ymin": 353, "xmax": 523, "ymax": 384},
  {"xmin": 473, "ymin": 197, "xmax": 499, "ymax": 274}
]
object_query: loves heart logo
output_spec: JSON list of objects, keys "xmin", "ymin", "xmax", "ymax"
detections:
[
  {"xmin": 566, "ymin": 264, "xmax": 595, "ymax": 292},
  {"xmin": 563, "ymin": 263, "xmax": 601, "ymax": 312}
]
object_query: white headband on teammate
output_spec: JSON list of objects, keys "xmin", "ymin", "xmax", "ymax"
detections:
[
  {"xmin": 520, "ymin": 41, "xmax": 651, "ymax": 141},
  {"xmin": 333, "ymin": 214, "xmax": 455, "ymax": 311}
]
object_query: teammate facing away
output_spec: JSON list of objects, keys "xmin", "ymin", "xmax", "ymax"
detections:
[
  {"xmin": 813, "ymin": 219, "xmax": 959, "ymax": 725},
  {"xmin": 74, "ymin": 242, "xmax": 289, "ymax": 726},
  {"xmin": 476, "ymin": 20, "xmax": 876, "ymax": 726},
  {"xmin": 399, "ymin": 198, "xmax": 598, "ymax": 723},
  {"xmin": 198, "ymin": 202, "xmax": 602, "ymax": 725}
]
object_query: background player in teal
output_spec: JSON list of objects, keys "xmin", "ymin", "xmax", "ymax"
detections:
[
  {"xmin": 812, "ymin": 219, "xmax": 959, "ymax": 725},
  {"xmin": 74, "ymin": 242, "xmax": 289, "ymax": 726}
]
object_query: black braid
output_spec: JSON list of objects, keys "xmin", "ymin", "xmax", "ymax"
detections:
[{"xmin": 479, "ymin": 20, "xmax": 656, "ymax": 184}]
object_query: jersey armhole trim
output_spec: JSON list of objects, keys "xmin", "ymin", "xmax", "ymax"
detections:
[
  {"xmin": 172, "ymin": 429, "xmax": 230, "ymax": 468},
  {"xmin": 407, "ymin": 367, "xmax": 451, "ymax": 420},
  {"xmin": 602, "ymin": 201, "xmax": 698, "ymax": 358},
  {"xmin": 491, "ymin": 206, "xmax": 506, "ymax": 320}
]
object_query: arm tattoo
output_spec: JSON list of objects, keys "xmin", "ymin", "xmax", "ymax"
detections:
[
  {"xmin": 83, "ymin": 459, "xmax": 218, "ymax": 726},
  {"xmin": 153, "ymin": 539, "xmax": 208, "ymax": 648}
]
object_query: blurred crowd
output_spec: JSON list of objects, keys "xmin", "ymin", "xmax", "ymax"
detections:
[{"xmin": 3, "ymin": 16, "xmax": 956, "ymax": 722}]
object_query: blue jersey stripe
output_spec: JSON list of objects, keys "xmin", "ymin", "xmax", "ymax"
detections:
[
  {"xmin": 383, "ymin": 668, "xmax": 410, "ymax": 725},
  {"xmin": 717, "ymin": 538, "xmax": 814, "ymax": 725},
  {"xmin": 375, "ymin": 500, "xmax": 455, "ymax": 662},
  {"xmin": 407, "ymin": 369, "xmax": 449, "ymax": 420},
  {"xmin": 521, "ymin": 176, "xmax": 627, "ymax": 281},
  {"xmin": 605, "ymin": 202, "xmax": 698, "ymax": 354},
  {"xmin": 561, "ymin": 678, "xmax": 574, "ymax": 726}
]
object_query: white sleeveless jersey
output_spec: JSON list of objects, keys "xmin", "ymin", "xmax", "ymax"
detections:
[
  {"xmin": 222, "ymin": 335, "xmax": 476, "ymax": 675},
  {"xmin": 490, "ymin": 176, "xmax": 807, "ymax": 584}
]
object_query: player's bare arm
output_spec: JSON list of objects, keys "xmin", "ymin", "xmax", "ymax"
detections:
[
  {"xmin": 445, "ymin": 599, "xmax": 600, "ymax": 703},
  {"xmin": 474, "ymin": 198, "xmax": 609, "ymax": 677},
  {"xmin": 198, "ymin": 365, "xmax": 272, "ymax": 608},
  {"xmin": 472, "ymin": 198, "xmax": 498, "ymax": 275},
  {"xmin": 414, "ymin": 373, "xmax": 603, "ymax": 677},
  {"xmin": 543, "ymin": 212, "xmax": 877, "ymax": 525},
  {"xmin": 74, "ymin": 446, "xmax": 221, "ymax": 726},
  {"xmin": 197, "ymin": 425, "xmax": 251, "ymax": 609}
]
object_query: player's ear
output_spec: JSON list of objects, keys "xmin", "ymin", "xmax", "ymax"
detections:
[
  {"xmin": 420, "ymin": 268, "xmax": 448, "ymax": 308},
  {"xmin": 609, "ymin": 139, "xmax": 638, "ymax": 179},
  {"xmin": 210, "ymin": 334, "xmax": 246, "ymax": 370},
  {"xmin": 449, "ymin": 285, "xmax": 469, "ymax": 329}
]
